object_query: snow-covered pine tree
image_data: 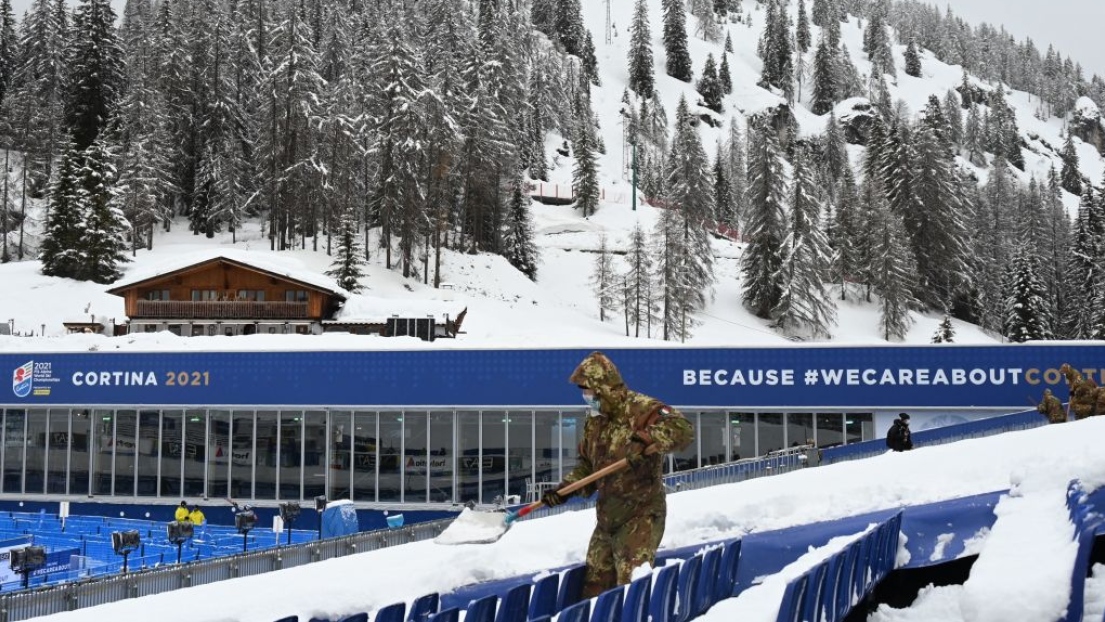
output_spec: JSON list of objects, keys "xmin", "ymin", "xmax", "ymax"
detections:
[
  {"xmin": 823, "ymin": 112, "xmax": 847, "ymax": 183},
  {"xmin": 724, "ymin": 118, "xmax": 747, "ymax": 231},
  {"xmin": 810, "ymin": 36, "xmax": 837, "ymax": 115},
  {"xmin": 622, "ymin": 221, "xmax": 658, "ymax": 337},
  {"xmin": 64, "ymin": 0, "xmax": 125, "ymax": 151},
  {"xmin": 771, "ymin": 147, "xmax": 836, "ymax": 339},
  {"xmin": 1068, "ymin": 187, "xmax": 1101, "ymax": 338},
  {"xmin": 963, "ymin": 103, "xmax": 986, "ymax": 166},
  {"xmin": 829, "ymin": 165, "xmax": 860, "ymax": 299},
  {"xmin": 867, "ymin": 181, "xmax": 918, "ymax": 341},
  {"xmin": 503, "ymin": 177, "xmax": 538, "ymax": 281},
  {"xmin": 1003, "ymin": 246, "xmax": 1052, "ymax": 342},
  {"xmin": 713, "ymin": 141, "xmax": 733, "ymax": 231},
  {"xmin": 591, "ymin": 233, "xmax": 618, "ymax": 322},
  {"xmin": 39, "ymin": 146, "xmax": 85, "ymax": 279},
  {"xmin": 724, "ymin": 31, "xmax": 733, "ymax": 54},
  {"xmin": 719, "ymin": 53, "xmax": 732, "ymax": 94},
  {"xmin": 662, "ymin": 0, "xmax": 692, "ymax": 82},
  {"xmin": 78, "ymin": 140, "xmax": 129, "ymax": 284},
  {"xmin": 931, "ymin": 313, "xmax": 955, "ymax": 343},
  {"xmin": 573, "ymin": 116, "xmax": 600, "ymax": 217},
  {"xmin": 863, "ymin": 0, "xmax": 895, "ymax": 79},
  {"xmin": 553, "ymin": 0, "xmax": 585, "ymax": 57},
  {"xmin": 1059, "ymin": 132, "xmax": 1083, "ymax": 196},
  {"xmin": 811, "ymin": 0, "xmax": 831, "ymax": 27},
  {"xmin": 741, "ymin": 123, "xmax": 788, "ymax": 319},
  {"xmin": 795, "ymin": 0, "xmax": 810, "ymax": 54},
  {"xmin": 757, "ymin": 0, "xmax": 793, "ymax": 101},
  {"xmin": 904, "ymin": 37, "xmax": 921, "ymax": 77},
  {"xmin": 0, "ymin": 0, "xmax": 15, "ymax": 109},
  {"xmin": 628, "ymin": 0, "xmax": 654, "ymax": 98},
  {"xmin": 697, "ymin": 54, "xmax": 722, "ymax": 113},
  {"xmin": 942, "ymin": 89, "xmax": 963, "ymax": 148},
  {"xmin": 325, "ymin": 206, "xmax": 366, "ymax": 292}
]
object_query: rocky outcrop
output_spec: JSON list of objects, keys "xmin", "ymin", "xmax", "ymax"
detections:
[
  {"xmin": 834, "ymin": 98, "xmax": 876, "ymax": 146},
  {"xmin": 1070, "ymin": 97, "xmax": 1105, "ymax": 156},
  {"xmin": 748, "ymin": 103, "xmax": 799, "ymax": 151}
]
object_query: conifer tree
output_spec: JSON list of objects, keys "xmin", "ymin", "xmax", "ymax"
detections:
[
  {"xmin": 724, "ymin": 31, "xmax": 733, "ymax": 54},
  {"xmin": 592, "ymin": 233, "xmax": 618, "ymax": 322},
  {"xmin": 795, "ymin": 0, "xmax": 811, "ymax": 54},
  {"xmin": 628, "ymin": 0, "xmax": 654, "ymax": 98},
  {"xmin": 713, "ymin": 141, "xmax": 733, "ymax": 230},
  {"xmin": 757, "ymin": 0, "xmax": 793, "ymax": 100},
  {"xmin": 39, "ymin": 147, "xmax": 86, "ymax": 279},
  {"xmin": 573, "ymin": 116, "xmax": 601, "ymax": 217},
  {"xmin": 830, "ymin": 166, "xmax": 861, "ymax": 299},
  {"xmin": 325, "ymin": 207, "xmax": 366, "ymax": 292},
  {"xmin": 868, "ymin": 185, "xmax": 918, "ymax": 341},
  {"xmin": 697, "ymin": 54, "xmax": 723, "ymax": 113},
  {"xmin": 810, "ymin": 37, "xmax": 837, "ymax": 115},
  {"xmin": 79, "ymin": 140, "xmax": 129, "ymax": 284},
  {"xmin": 553, "ymin": 0, "xmax": 585, "ymax": 57},
  {"xmin": 725, "ymin": 119, "xmax": 747, "ymax": 231},
  {"xmin": 942, "ymin": 90, "xmax": 963, "ymax": 147},
  {"xmin": 503, "ymin": 178, "xmax": 538, "ymax": 281},
  {"xmin": 1003, "ymin": 246, "xmax": 1052, "ymax": 342},
  {"xmin": 904, "ymin": 37, "xmax": 921, "ymax": 77},
  {"xmin": 931, "ymin": 313, "xmax": 955, "ymax": 343},
  {"xmin": 823, "ymin": 112, "xmax": 847, "ymax": 183},
  {"xmin": 772, "ymin": 147, "xmax": 836, "ymax": 338},
  {"xmin": 964, "ymin": 103, "xmax": 986, "ymax": 166},
  {"xmin": 662, "ymin": 0, "xmax": 693, "ymax": 82},
  {"xmin": 741, "ymin": 124, "xmax": 788, "ymax": 318},
  {"xmin": 65, "ymin": 0, "xmax": 126, "ymax": 151},
  {"xmin": 1059, "ymin": 133, "xmax": 1083, "ymax": 195},
  {"xmin": 0, "ymin": 0, "xmax": 15, "ymax": 110},
  {"xmin": 622, "ymin": 221, "xmax": 658, "ymax": 337},
  {"xmin": 719, "ymin": 53, "xmax": 732, "ymax": 94}
]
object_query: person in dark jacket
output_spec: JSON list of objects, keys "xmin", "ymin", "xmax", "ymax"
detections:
[
  {"xmin": 541, "ymin": 351, "xmax": 694, "ymax": 599},
  {"xmin": 886, "ymin": 413, "xmax": 913, "ymax": 451}
]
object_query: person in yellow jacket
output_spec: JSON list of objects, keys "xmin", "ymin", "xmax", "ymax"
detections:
[
  {"xmin": 188, "ymin": 506, "xmax": 205, "ymax": 525},
  {"xmin": 174, "ymin": 501, "xmax": 190, "ymax": 522}
]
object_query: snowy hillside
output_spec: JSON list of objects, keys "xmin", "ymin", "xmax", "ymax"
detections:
[{"xmin": 3, "ymin": 0, "xmax": 1104, "ymax": 350}]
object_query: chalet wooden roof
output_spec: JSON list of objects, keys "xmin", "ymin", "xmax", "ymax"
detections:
[{"xmin": 106, "ymin": 252, "xmax": 347, "ymax": 300}]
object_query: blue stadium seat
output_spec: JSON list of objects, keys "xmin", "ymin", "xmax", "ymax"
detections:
[
  {"xmin": 674, "ymin": 554, "xmax": 701, "ymax": 622},
  {"xmin": 556, "ymin": 599, "xmax": 591, "ymax": 622},
  {"xmin": 427, "ymin": 607, "xmax": 458, "ymax": 622},
  {"xmin": 557, "ymin": 564, "xmax": 587, "ymax": 612},
  {"xmin": 714, "ymin": 540, "xmax": 742, "ymax": 600},
  {"xmin": 774, "ymin": 573, "xmax": 807, "ymax": 622},
  {"xmin": 272, "ymin": 617, "xmax": 297, "ymax": 622},
  {"xmin": 696, "ymin": 547, "xmax": 721, "ymax": 615},
  {"xmin": 648, "ymin": 564, "xmax": 679, "ymax": 622},
  {"xmin": 338, "ymin": 613, "xmax": 368, "ymax": 622},
  {"xmin": 836, "ymin": 543, "xmax": 860, "ymax": 619},
  {"xmin": 799, "ymin": 563, "xmax": 827, "ymax": 622},
  {"xmin": 408, "ymin": 593, "xmax": 440, "ymax": 622},
  {"xmin": 463, "ymin": 595, "xmax": 497, "ymax": 622},
  {"xmin": 375, "ymin": 602, "xmax": 406, "ymax": 622},
  {"xmin": 590, "ymin": 586, "xmax": 624, "ymax": 622},
  {"xmin": 621, "ymin": 574, "xmax": 652, "ymax": 622},
  {"xmin": 528, "ymin": 573, "xmax": 559, "ymax": 620},
  {"xmin": 493, "ymin": 583, "xmax": 530, "ymax": 622},
  {"xmin": 822, "ymin": 552, "xmax": 847, "ymax": 622}
]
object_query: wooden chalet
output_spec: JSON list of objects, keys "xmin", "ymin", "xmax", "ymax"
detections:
[{"xmin": 107, "ymin": 254, "xmax": 347, "ymax": 337}]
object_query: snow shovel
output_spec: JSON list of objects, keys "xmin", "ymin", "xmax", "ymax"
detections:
[{"xmin": 434, "ymin": 445, "xmax": 659, "ymax": 546}]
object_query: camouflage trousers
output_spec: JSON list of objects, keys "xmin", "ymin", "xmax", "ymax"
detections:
[{"xmin": 581, "ymin": 511, "xmax": 665, "ymax": 599}]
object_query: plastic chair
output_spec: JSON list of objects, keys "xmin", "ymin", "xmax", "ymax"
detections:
[
  {"xmin": 621, "ymin": 574, "xmax": 652, "ymax": 622},
  {"xmin": 338, "ymin": 613, "xmax": 368, "ymax": 622},
  {"xmin": 674, "ymin": 555, "xmax": 702, "ymax": 622},
  {"xmin": 408, "ymin": 593, "xmax": 440, "ymax": 622},
  {"xmin": 375, "ymin": 602, "xmax": 406, "ymax": 622},
  {"xmin": 648, "ymin": 564, "xmax": 680, "ymax": 622},
  {"xmin": 463, "ymin": 595, "xmax": 497, "ymax": 622},
  {"xmin": 557, "ymin": 564, "xmax": 587, "ymax": 612},
  {"xmin": 591, "ymin": 586, "xmax": 624, "ymax": 622},
  {"xmin": 494, "ymin": 583, "xmax": 531, "ymax": 622},
  {"xmin": 528, "ymin": 573, "xmax": 560, "ymax": 620},
  {"xmin": 556, "ymin": 599, "xmax": 591, "ymax": 622}
]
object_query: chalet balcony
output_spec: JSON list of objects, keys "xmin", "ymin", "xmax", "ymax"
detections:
[{"xmin": 135, "ymin": 300, "xmax": 309, "ymax": 320}]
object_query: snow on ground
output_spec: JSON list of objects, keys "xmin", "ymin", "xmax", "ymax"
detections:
[{"xmin": 30, "ymin": 414, "xmax": 1105, "ymax": 622}]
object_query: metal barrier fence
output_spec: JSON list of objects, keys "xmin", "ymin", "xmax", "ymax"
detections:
[{"xmin": 0, "ymin": 519, "xmax": 453, "ymax": 622}]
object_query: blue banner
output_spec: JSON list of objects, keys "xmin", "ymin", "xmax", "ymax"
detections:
[{"xmin": 1, "ymin": 344, "xmax": 1103, "ymax": 408}]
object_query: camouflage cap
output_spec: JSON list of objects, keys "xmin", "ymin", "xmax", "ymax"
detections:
[{"xmin": 569, "ymin": 351, "xmax": 625, "ymax": 393}]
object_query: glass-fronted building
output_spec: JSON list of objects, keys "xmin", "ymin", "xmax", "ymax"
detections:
[{"xmin": 1, "ymin": 344, "xmax": 1099, "ymax": 509}]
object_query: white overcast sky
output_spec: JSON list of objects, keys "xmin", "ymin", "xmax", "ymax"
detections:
[{"xmin": 7, "ymin": 0, "xmax": 1104, "ymax": 78}]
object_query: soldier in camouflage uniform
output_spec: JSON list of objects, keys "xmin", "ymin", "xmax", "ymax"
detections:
[
  {"xmin": 541, "ymin": 351, "xmax": 694, "ymax": 599},
  {"xmin": 1036, "ymin": 388, "xmax": 1066, "ymax": 424},
  {"xmin": 1060, "ymin": 364, "xmax": 1098, "ymax": 419}
]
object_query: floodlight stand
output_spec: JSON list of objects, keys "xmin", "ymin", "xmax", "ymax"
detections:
[
  {"xmin": 287, "ymin": 524, "xmax": 293, "ymax": 546},
  {"xmin": 242, "ymin": 530, "xmax": 249, "ymax": 553},
  {"xmin": 121, "ymin": 550, "xmax": 131, "ymax": 574},
  {"xmin": 176, "ymin": 541, "xmax": 183, "ymax": 564},
  {"xmin": 20, "ymin": 569, "xmax": 29, "ymax": 591}
]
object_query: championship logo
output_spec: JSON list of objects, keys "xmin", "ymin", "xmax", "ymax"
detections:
[{"xmin": 12, "ymin": 361, "xmax": 33, "ymax": 398}]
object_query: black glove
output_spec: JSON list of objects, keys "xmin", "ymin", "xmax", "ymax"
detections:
[
  {"xmin": 542, "ymin": 489, "xmax": 565, "ymax": 507},
  {"xmin": 626, "ymin": 437, "xmax": 648, "ymax": 468}
]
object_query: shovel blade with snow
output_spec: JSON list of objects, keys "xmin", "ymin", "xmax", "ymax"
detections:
[{"xmin": 434, "ymin": 445, "xmax": 658, "ymax": 545}]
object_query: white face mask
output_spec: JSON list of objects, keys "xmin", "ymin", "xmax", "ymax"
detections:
[{"xmin": 583, "ymin": 393, "xmax": 601, "ymax": 414}]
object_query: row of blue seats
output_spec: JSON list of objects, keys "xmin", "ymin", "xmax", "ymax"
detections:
[
  {"xmin": 774, "ymin": 513, "xmax": 902, "ymax": 622},
  {"xmin": 273, "ymin": 512, "xmax": 906, "ymax": 622},
  {"xmin": 1062, "ymin": 479, "xmax": 1105, "ymax": 622},
  {"xmin": 662, "ymin": 453, "xmax": 804, "ymax": 490}
]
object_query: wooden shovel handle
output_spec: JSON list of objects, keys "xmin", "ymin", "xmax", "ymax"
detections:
[{"xmin": 512, "ymin": 444, "xmax": 660, "ymax": 521}]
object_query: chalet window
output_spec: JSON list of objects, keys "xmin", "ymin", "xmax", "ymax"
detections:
[
  {"xmin": 285, "ymin": 290, "xmax": 309, "ymax": 302},
  {"xmin": 143, "ymin": 290, "xmax": 170, "ymax": 301},
  {"xmin": 237, "ymin": 290, "xmax": 265, "ymax": 301},
  {"xmin": 191, "ymin": 289, "xmax": 219, "ymax": 301}
]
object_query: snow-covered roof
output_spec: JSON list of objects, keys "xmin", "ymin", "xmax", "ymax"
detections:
[
  {"xmin": 331, "ymin": 295, "xmax": 464, "ymax": 323},
  {"xmin": 107, "ymin": 248, "xmax": 350, "ymax": 298}
]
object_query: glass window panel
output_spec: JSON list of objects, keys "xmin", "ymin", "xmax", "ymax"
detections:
[
  {"xmin": 377, "ymin": 411, "xmax": 402, "ymax": 502},
  {"xmin": 69, "ymin": 409, "xmax": 91, "ymax": 496},
  {"xmin": 507, "ymin": 411, "xmax": 532, "ymax": 502},
  {"xmin": 25, "ymin": 409, "xmax": 47, "ymax": 494},
  {"xmin": 329, "ymin": 411, "xmax": 352, "ymax": 501},
  {"xmin": 351, "ymin": 411, "xmax": 377, "ymax": 502},
  {"xmin": 534, "ymin": 411, "xmax": 558, "ymax": 491},
  {"xmin": 457, "ymin": 410, "xmax": 480, "ymax": 504},
  {"xmin": 672, "ymin": 412, "xmax": 698, "ymax": 472},
  {"xmin": 207, "ymin": 410, "xmax": 231, "ymax": 499},
  {"xmin": 728, "ymin": 413, "xmax": 754, "ymax": 461},
  {"xmin": 758, "ymin": 413, "xmax": 785, "ymax": 456},
  {"xmin": 255, "ymin": 411, "xmax": 278, "ymax": 500},
  {"xmin": 303, "ymin": 410, "xmax": 326, "ymax": 500},
  {"xmin": 183, "ymin": 410, "xmax": 206, "ymax": 497},
  {"xmin": 816, "ymin": 413, "xmax": 845, "ymax": 448},
  {"xmin": 160, "ymin": 410, "xmax": 184, "ymax": 497},
  {"xmin": 428, "ymin": 411, "xmax": 453, "ymax": 503},
  {"xmin": 279, "ymin": 411, "xmax": 303, "ymax": 500},
  {"xmin": 137, "ymin": 410, "xmax": 159, "ymax": 496},
  {"xmin": 4, "ymin": 409, "xmax": 26, "ymax": 493},
  {"xmin": 47, "ymin": 409, "xmax": 70, "ymax": 494},
  {"xmin": 481, "ymin": 410, "xmax": 506, "ymax": 504},
  {"xmin": 786, "ymin": 413, "xmax": 814, "ymax": 449},
  {"xmin": 231, "ymin": 411, "xmax": 255, "ymax": 499},
  {"xmin": 699, "ymin": 412, "xmax": 727, "ymax": 466},
  {"xmin": 91, "ymin": 409, "xmax": 113, "ymax": 495},
  {"xmin": 402, "ymin": 411, "xmax": 428, "ymax": 503},
  {"xmin": 558, "ymin": 412, "xmax": 583, "ymax": 483},
  {"xmin": 846, "ymin": 413, "xmax": 872, "ymax": 444},
  {"xmin": 113, "ymin": 410, "xmax": 138, "ymax": 496}
]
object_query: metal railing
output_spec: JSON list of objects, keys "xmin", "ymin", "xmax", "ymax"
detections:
[{"xmin": 134, "ymin": 300, "xmax": 309, "ymax": 319}]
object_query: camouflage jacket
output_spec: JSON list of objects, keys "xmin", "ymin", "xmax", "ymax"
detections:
[
  {"xmin": 563, "ymin": 352, "xmax": 694, "ymax": 531},
  {"xmin": 1037, "ymin": 391, "xmax": 1065, "ymax": 424}
]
